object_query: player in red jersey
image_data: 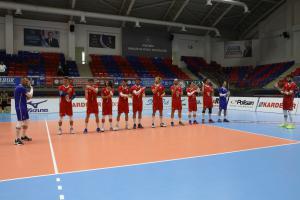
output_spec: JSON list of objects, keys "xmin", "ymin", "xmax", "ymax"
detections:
[
  {"xmin": 101, "ymin": 80, "xmax": 114, "ymax": 132},
  {"xmin": 84, "ymin": 79, "xmax": 100, "ymax": 134},
  {"xmin": 202, "ymin": 78, "xmax": 214, "ymax": 123},
  {"xmin": 186, "ymin": 82, "xmax": 200, "ymax": 125},
  {"xmin": 170, "ymin": 79, "xmax": 184, "ymax": 126},
  {"xmin": 131, "ymin": 78, "xmax": 146, "ymax": 129},
  {"xmin": 58, "ymin": 77, "xmax": 76, "ymax": 135},
  {"xmin": 114, "ymin": 80, "xmax": 130, "ymax": 131},
  {"xmin": 276, "ymin": 75, "xmax": 298, "ymax": 129},
  {"xmin": 151, "ymin": 77, "xmax": 167, "ymax": 128}
]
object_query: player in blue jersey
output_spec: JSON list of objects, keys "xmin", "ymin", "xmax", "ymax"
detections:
[
  {"xmin": 14, "ymin": 77, "xmax": 33, "ymax": 145},
  {"xmin": 218, "ymin": 81, "xmax": 230, "ymax": 122}
]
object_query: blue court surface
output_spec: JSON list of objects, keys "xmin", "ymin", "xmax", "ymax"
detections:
[{"xmin": 1, "ymin": 109, "xmax": 300, "ymax": 200}]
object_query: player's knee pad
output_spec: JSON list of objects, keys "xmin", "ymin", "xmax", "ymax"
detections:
[
  {"xmin": 209, "ymin": 108, "xmax": 212, "ymax": 114},
  {"xmin": 202, "ymin": 109, "xmax": 205, "ymax": 114},
  {"xmin": 102, "ymin": 118, "xmax": 105, "ymax": 123}
]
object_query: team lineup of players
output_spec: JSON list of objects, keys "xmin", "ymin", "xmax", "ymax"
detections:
[
  {"xmin": 57, "ymin": 76, "xmax": 231, "ymax": 134},
  {"xmin": 13, "ymin": 75, "xmax": 297, "ymax": 145}
]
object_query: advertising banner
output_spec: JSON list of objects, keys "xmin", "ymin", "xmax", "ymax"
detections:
[
  {"xmin": 224, "ymin": 40, "xmax": 252, "ymax": 58},
  {"xmin": 24, "ymin": 28, "xmax": 60, "ymax": 48},
  {"xmin": 257, "ymin": 97, "xmax": 298, "ymax": 114},
  {"xmin": 227, "ymin": 97, "xmax": 258, "ymax": 111},
  {"xmin": 122, "ymin": 28, "xmax": 172, "ymax": 57},
  {"xmin": 89, "ymin": 33, "xmax": 116, "ymax": 49}
]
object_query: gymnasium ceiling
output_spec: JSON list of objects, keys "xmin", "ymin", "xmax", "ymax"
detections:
[{"xmin": 0, "ymin": 0, "xmax": 285, "ymax": 39}]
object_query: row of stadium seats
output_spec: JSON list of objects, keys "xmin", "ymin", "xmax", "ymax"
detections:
[
  {"xmin": 181, "ymin": 56, "xmax": 294, "ymax": 88},
  {"xmin": 0, "ymin": 51, "xmax": 79, "ymax": 77},
  {"xmin": 90, "ymin": 55, "xmax": 190, "ymax": 79},
  {"xmin": 278, "ymin": 66, "xmax": 300, "ymax": 87}
]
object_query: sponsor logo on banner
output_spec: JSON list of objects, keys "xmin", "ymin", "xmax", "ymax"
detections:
[
  {"xmin": 257, "ymin": 97, "xmax": 298, "ymax": 114},
  {"xmin": 11, "ymin": 98, "xmax": 59, "ymax": 114},
  {"xmin": 228, "ymin": 97, "xmax": 258, "ymax": 111}
]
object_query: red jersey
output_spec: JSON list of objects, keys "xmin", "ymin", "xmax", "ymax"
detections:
[
  {"xmin": 170, "ymin": 85, "xmax": 182, "ymax": 110},
  {"xmin": 151, "ymin": 84, "xmax": 165, "ymax": 111},
  {"xmin": 58, "ymin": 84, "xmax": 74, "ymax": 117},
  {"xmin": 131, "ymin": 85, "xmax": 145, "ymax": 112},
  {"xmin": 118, "ymin": 85, "xmax": 130, "ymax": 114},
  {"xmin": 101, "ymin": 87, "xmax": 114, "ymax": 115},
  {"xmin": 203, "ymin": 84, "xmax": 213, "ymax": 108},
  {"xmin": 186, "ymin": 87, "xmax": 197, "ymax": 112},
  {"xmin": 86, "ymin": 85, "xmax": 99, "ymax": 114},
  {"xmin": 282, "ymin": 82, "xmax": 297, "ymax": 110}
]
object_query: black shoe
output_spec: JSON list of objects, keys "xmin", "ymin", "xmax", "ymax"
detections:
[
  {"xmin": 133, "ymin": 124, "xmax": 137, "ymax": 129},
  {"xmin": 21, "ymin": 135, "xmax": 32, "ymax": 141},
  {"xmin": 171, "ymin": 122, "xmax": 174, "ymax": 127},
  {"xmin": 138, "ymin": 124, "xmax": 144, "ymax": 128},
  {"xmin": 223, "ymin": 119, "xmax": 230, "ymax": 122},
  {"xmin": 14, "ymin": 138, "xmax": 24, "ymax": 145},
  {"xmin": 217, "ymin": 119, "xmax": 222, "ymax": 123},
  {"xmin": 179, "ymin": 121, "xmax": 184, "ymax": 126},
  {"xmin": 96, "ymin": 128, "xmax": 101, "ymax": 133},
  {"xmin": 209, "ymin": 119, "xmax": 215, "ymax": 123},
  {"xmin": 193, "ymin": 120, "xmax": 198, "ymax": 124},
  {"xmin": 189, "ymin": 120, "xmax": 192, "ymax": 125}
]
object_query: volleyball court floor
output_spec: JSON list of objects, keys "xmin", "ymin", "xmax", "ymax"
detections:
[{"xmin": 0, "ymin": 109, "xmax": 300, "ymax": 200}]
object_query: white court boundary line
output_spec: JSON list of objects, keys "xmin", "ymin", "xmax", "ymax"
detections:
[
  {"xmin": 45, "ymin": 120, "xmax": 59, "ymax": 174},
  {"xmin": 0, "ymin": 140, "xmax": 299, "ymax": 183},
  {"xmin": 207, "ymin": 123, "xmax": 298, "ymax": 142}
]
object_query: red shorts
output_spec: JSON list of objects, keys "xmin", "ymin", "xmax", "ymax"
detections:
[
  {"xmin": 188, "ymin": 101, "xmax": 197, "ymax": 112},
  {"xmin": 118, "ymin": 102, "xmax": 129, "ymax": 114},
  {"xmin": 283, "ymin": 98, "xmax": 294, "ymax": 110},
  {"xmin": 153, "ymin": 100, "xmax": 163, "ymax": 112},
  {"xmin": 87, "ymin": 102, "xmax": 99, "ymax": 114},
  {"xmin": 203, "ymin": 99, "xmax": 213, "ymax": 109},
  {"xmin": 60, "ymin": 102, "xmax": 73, "ymax": 117},
  {"xmin": 102, "ymin": 103, "xmax": 112, "ymax": 116},
  {"xmin": 172, "ymin": 100, "xmax": 182, "ymax": 111},
  {"xmin": 133, "ymin": 102, "xmax": 143, "ymax": 113}
]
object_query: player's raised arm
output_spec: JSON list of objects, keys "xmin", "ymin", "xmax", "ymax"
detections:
[{"xmin": 26, "ymin": 85, "xmax": 33, "ymax": 99}]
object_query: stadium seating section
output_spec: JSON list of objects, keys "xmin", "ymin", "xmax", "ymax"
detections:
[
  {"xmin": 90, "ymin": 55, "xmax": 190, "ymax": 79},
  {"xmin": 0, "ymin": 51, "xmax": 79, "ymax": 78},
  {"xmin": 182, "ymin": 56, "xmax": 294, "ymax": 88}
]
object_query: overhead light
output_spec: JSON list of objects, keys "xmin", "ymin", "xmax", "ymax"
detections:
[
  {"xmin": 206, "ymin": 0, "xmax": 213, "ymax": 6},
  {"xmin": 135, "ymin": 21, "xmax": 141, "ymax": 28},
  {"xmin": 181, "ymin": 26, "xmax": 187, "ymax": 32},
  {"xmin": 80, "ymin": 15, "xmax": 86, "ymax": 23},
  {"xmin": 15, "ymin": 8, "xmax": 22, "ymax": 15}
]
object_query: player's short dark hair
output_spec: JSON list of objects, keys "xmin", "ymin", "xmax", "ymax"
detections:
[
  {"xmin": 106, "ymin": 81, "xmax": 113, "ymax": 87},
  {"xmin": 88, "ymin": 78, "xmax": 94, "ymax": 82},
  {"xmin": 63, "ymin": 76, "xmax": 69, "ymax": 80},
  {"xmin": 203, "ymin": 78, "xmax": 208, "ymax": 83},
  {"xmin": 136, "ymin": 78, "xmax": 141, "ymax": 81},
  {"xmin": 287, "ymin": 75, "xmax": 294, "ymax": 79}
]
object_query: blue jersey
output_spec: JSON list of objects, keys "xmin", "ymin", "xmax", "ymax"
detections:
[
  {"xmin": 219, "ymin": 87, "xmax": 228, "ymax": 109},
  {"xmin": 14, "ymin": 84, "xmax": 29, "ymax": 121}
]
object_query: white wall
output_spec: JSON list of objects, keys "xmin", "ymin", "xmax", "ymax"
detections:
[
  {"xmin": 172, "ymin": 34, "xmax": 210, "ymax": 67},
  {"xmin": 75, "ymin": 24, "xmax": 121, "ymax": 60},
  {"xmin": 0, "ymin": 17, "xmax": 5, "ymax": 50},
  {"xmin": 14, "ymin": 18, "xmax": 68, "ymax": 56}
]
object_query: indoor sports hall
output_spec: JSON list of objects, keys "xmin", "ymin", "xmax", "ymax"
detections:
[{"xmin": 0, "ymin": 0, "xmax": 300, "ymax": 200}]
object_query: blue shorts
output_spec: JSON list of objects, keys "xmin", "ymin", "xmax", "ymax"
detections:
[
  {"xmin": 16, "ymin": 108, "xmax": 29, "ymax": 121},
  {"xmin": 219, "ymin": 100, "xmax": 228, "ymax": 110}
]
